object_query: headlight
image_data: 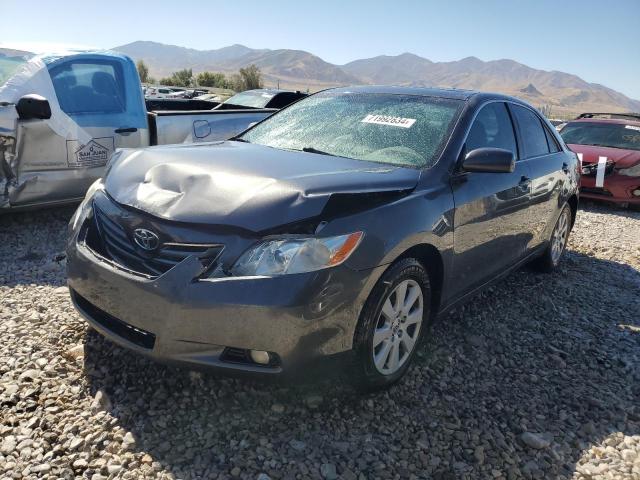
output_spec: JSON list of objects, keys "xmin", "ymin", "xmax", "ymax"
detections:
[
  {"xmin": 69, "ymin": 179, "xmax": 103, "ymax": 231},
  {"xmin": 618, "ymin": 163, "xmax": 640, "ymax": 177},
  {"xmin": 230, "ymin": 231, "xmax": 363, "ymax": 277}
]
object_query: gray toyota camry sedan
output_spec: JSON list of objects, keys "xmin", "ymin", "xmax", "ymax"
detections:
[{"xmin": 67, "ymin": 86, "xmax": 579, "ymax": 389}]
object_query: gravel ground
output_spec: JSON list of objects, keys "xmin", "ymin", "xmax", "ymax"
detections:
[{"xmin": 1, "ymin": 202, "xmax": 638, "ymax": 480}]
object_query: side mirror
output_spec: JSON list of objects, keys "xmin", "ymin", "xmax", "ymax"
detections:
[
  {"xmin": 463, "ymin": 147, "xmax": 515, "ymax": 173},
  {"xmin": 16, "ymin": 94, "xmax": 51, "ymax": 120}
]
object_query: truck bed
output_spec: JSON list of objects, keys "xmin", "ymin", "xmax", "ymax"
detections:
[{"xmin": 148, "ymin": 108, "xmax": 277, "ymax": 145}]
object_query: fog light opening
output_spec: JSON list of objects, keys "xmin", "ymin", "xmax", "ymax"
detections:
[
  {"xmin": 250, "ymin": 350, "xmax": 271, "ymax": 365},
  {"xmin": 632, "ymin": 188, "xmax": 640, "ymax": 197}
]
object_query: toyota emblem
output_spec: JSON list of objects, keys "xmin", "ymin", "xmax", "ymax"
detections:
[{"xmin": 133, "ymin": 228, "xmax": 160, "ymax": 251}]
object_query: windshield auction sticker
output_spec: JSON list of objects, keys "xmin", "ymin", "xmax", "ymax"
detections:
[
  {"xmin": 361, "ymin": 114, "xmax": 416, "ymax": 128},
  {"xmin": 624, "ymin": 125, "xmax": 640, "ymax": 132}
]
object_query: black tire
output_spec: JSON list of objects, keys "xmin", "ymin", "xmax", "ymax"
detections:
[
  {"xmin": 352, "ymin": 258, "xmax": 431, "ymax": 391},
  {"xmin": 533, "ymin": 204, "xmax": 572, "ymax": 273}
]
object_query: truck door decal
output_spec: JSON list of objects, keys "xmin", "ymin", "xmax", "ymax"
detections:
[{"xmin": 66, "ymin": 137, "xmax": 115, "ymax": 168}]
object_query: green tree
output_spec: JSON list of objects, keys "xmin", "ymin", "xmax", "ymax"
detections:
[
  {"xmin": 158, "ymin": 69, "xmax": 194, "ymax": 87},
  {"xmin": 171, "ymin": 68, "xmax": 194, "ymax": 87},
  {"xmin": 136, "ymin": 60, "xmax": 150, "ymax": 84},
  {"xmin": 238, "ymin": 64, "xmax": 263, "ymax": 91},
  {"xmin": 196, "ymin": 71, "xmax": 228, "ymax": 88},
  {"xmin": 227, "ymin": 73, "xmax": 243, "ymax": 91}
]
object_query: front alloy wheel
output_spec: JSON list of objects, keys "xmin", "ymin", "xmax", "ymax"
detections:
[
  {"xmin": 353, "ymin": 258, "xmax": 431, "ymax": 390},
  {"xmin": 372, "ymin": 279, "xmax": 424, "ymax": 375}
]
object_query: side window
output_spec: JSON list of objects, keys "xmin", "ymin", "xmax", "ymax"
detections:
[
  {"xmin": 544, "ymin": 126, "xmax": 561, "ymax": 153},
  {"xmin": 466, "ymin": 103, "xmax": 517, "ymax": 155},
  {"xmin": 49, "ymin": 60, "xmax": 126, "ymax": 115},
  {"xmin": 511, "ymin": 105, "xmax": 550, "ymax": 158}
]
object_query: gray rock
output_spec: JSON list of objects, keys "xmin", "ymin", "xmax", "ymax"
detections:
[
  {"xmin": 91, "ymin": 389, "xmax": 112, "ymax": 413},
  {"xmin": 320, "ymin": 463, "xmax": 337, "ymax": 480},
  {"xmin": 305, "ymin": 394, "xmax": 323, "ymax": 409},
  {"xmin": 289, "ymin": 439, "xmax": 306, "ymax": 451},
  {"xmin": 69, "ymin": 437, "xmax": 84, "ymax": 451},
  {"xmin": 1, "ymin": 435, "xmax": 16, "ymax": 455},
  {"xmin": 18, "ymin": 369, "xmax": 41, "ymax": 381},
  {"xmin": 271, "ymin": 403, "xmax": 285, "ymax": 413},
  {"xmin": 521, "ymin": 432, "xmax": 551, "ymax": 449},
  {"xmin": 122, "ymin": 432, "xmax": 136, "ymax": 449}
]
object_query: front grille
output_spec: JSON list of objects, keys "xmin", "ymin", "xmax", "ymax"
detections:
[
  {"xmin": 89, "ymin": 204, "xmax": 223, "ymax": 278},
  {"xmin": 72, "ymin": 290, "xmax": 156, "ymax": 349},
  {"xmin": 581, "ymin": 160, "xmax": 615, "ymax": 177}
]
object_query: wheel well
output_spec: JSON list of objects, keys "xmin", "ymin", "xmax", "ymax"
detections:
[
  {"xmin": 567, "ymin": 194, "xmax": 578, "ymax": 226},
  {"xmin": 397, "ymin": 244, "xmax": 444, "ymax": 316}
]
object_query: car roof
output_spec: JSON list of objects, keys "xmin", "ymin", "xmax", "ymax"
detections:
[
  {"xmin": 326, "ymin": 85, "xmax": 512, "ymax": 102},
  {"xmin": 568, "ymin": 118, "xmax": 640, "ymax": 127}
]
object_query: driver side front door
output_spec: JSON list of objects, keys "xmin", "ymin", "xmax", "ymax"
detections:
[{"xmin": 448, "ymin": 101, "xmax": 534, "ymax": 299}]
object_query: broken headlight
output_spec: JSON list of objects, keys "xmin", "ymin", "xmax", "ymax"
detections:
[
  {"xmin": 69, "ymin": 179, "xmax": 103, "ymax": 231},
  {"xmin": 230, "ymin": 232, "xmax": 363, "ymax": 277},
  {"xmin": 618, "ymin": 163, "xmax": 640, "ymax": 177}
]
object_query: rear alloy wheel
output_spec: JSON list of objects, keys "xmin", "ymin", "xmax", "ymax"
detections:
[
  {"xmin": 353, "ymin": 258, "xmax": 431, "ymax": 390},
  {"xmin": 534, "ymin": 204, "xmax": 572, "ymax": 272}
]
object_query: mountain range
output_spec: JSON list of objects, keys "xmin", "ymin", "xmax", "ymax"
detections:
[{"xmin": 4, "ymin": 40, "xmax": 639, "ymax": 116}]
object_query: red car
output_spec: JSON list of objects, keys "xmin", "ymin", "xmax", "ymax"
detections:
[{"xmin": 559, "ymin": 113, "xmax": 640, "ymax": 207}]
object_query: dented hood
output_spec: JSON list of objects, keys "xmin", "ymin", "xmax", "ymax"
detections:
[{"xmin": 104, "ymin": 141, "xmax": 420, "ymax": 230}]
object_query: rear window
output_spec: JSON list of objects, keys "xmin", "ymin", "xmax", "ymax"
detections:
[
  {"xmin": 560, "ymin": 121, "xmax": 640, "ymax": 151},
  {"xmin": 224, "ymin": 90, "xmax": 275, "ymax": 108},
  {"xmin": 241, "ymin": 92, "xmax": 463, "ymax": 168},
  {"xmin": 49, "ymin": 60, "xmax": 126, "ymax": 115}
]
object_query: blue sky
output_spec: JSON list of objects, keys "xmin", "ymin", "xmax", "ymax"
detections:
[{"xmin": 2, "ymin": 0, "xmax": 639, "ymax": 99}]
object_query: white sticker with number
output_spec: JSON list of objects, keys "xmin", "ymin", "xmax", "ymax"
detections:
[
  {"xmin": 625, "ymin": 125, "xmax": 640, "ymax": 132},
  {"xmin": 595, "ymin": 156, "xmax": 607, "ymax": 188},
  {"xmin": 361, "ymin": 114, "xmax": 416, "ymax": 128}
]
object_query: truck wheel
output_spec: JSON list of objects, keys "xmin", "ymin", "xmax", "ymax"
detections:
[
  {"xmin": 534, "ymin": 204, "xmax": 572, "ymax": 272},
  {"xmin": 352, "ymin": 258, "xmax": 431, "ymax": 391}
]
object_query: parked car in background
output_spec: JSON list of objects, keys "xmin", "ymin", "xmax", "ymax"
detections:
[
  {"xmin": 165, "ymin": 89, "xmax": 208, "ymax": 99},
  {"xmin": 0, "ymin": 51, "xmax": 277, "ymax": 210},
  {"xmin": 193, "ymin": 93, "xmax": 223, "ymax": 102},
  {"xmin": 145, "ymin": 86, "xmax": 184, "ymax": 99},
  {"xmin": 67, "ymin": 86, "xmax": 579, "ymax": 389},
  {"xmin": 559, "ymin": 113, "xmax": 640, "ymax": 207},
  {"xmin": 215, "ymin": 88, "xmax": 307, "ymax": 110}
]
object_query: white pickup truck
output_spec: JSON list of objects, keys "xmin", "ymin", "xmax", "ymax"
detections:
[{"xmin": 0, "ymin": 50, "xmax": 279, "ymax": 210}]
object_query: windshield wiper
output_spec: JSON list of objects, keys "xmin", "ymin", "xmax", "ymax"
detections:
[
  {"xmin": 302, "ymin": 146, "xmax": 332, "ymax": 156},
  {"xmin": 229, "ymin": 137, "xmax": 250, "ymax": 143}
]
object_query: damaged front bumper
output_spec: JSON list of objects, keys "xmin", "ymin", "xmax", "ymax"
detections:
[
  {"xmin": 66, "ymin": 200, "xmax": 378, "ymax": 376},
  {"xmin": 580, "ymin": 173, "xmax": 640, "ymax": 205}
]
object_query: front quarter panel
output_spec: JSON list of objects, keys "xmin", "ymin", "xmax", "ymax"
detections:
[{"xmin": 324, "ymin": 185, "xmax": 454, "ymax": 273}]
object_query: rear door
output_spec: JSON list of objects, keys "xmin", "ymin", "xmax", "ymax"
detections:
[
  {"xmin": 449, "ymin": 101, "xmax": 532, "ymax": 297},
  {"xmin": 509, "ymin": 104, "xmax": 566, "ymax": 249},
  {"xmin": 12, "ymin": 54, "xmax": 148, "ymax": 207}
]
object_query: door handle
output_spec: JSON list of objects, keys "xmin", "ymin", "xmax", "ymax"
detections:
[
  {"xmin": 562, "ymin": 162, "xmax": 570, "ymax": 173},
  {"xmin": 519, "ymin": 176, "xmax": 531, "ymax": 186},
  {"xmin": 115, "ymin": 127, "xmax": 138, "ymax": 134}
]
